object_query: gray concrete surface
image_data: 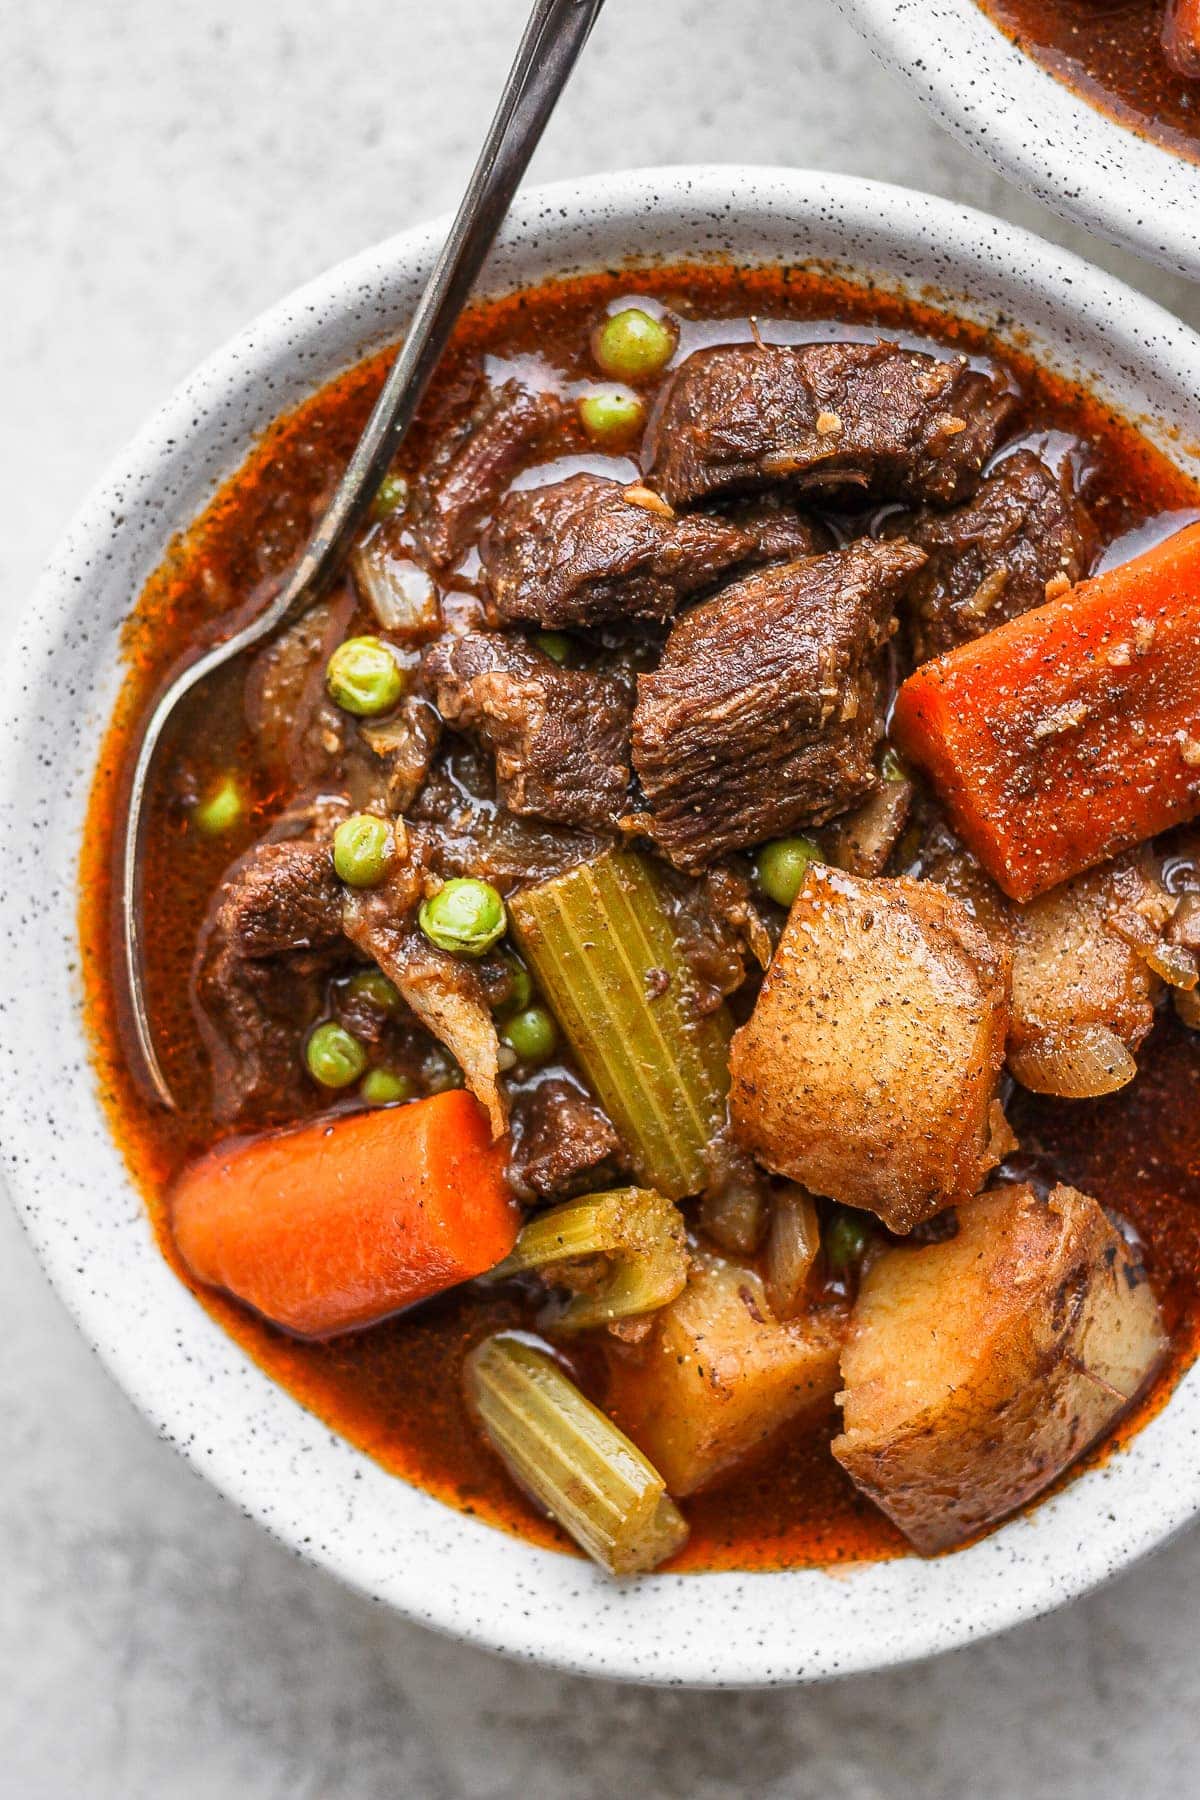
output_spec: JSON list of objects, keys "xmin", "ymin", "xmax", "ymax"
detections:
[{"xmin": 4, "ymin": 2, "xmax": 1200, "ymax": 1794}]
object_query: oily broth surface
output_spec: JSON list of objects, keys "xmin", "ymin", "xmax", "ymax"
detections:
[
  {"xmin": 979, "ymin": 0, "xmax": 1200, "ymax": 162},
  {"xmin": 81, "ymin": 262, "xmax": 1200, "ymax": 1570}
]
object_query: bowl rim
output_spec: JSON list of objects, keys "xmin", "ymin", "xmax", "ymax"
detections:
[
  {"xmin": 837, "ymin": 0, "xmax": 1200, "ymax": 280},
  {"xmin": 5, "ymin": 163, "xmax": 1200, "ymax": 1688}
]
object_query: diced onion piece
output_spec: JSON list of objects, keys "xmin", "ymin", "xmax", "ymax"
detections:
[
  {"xmin": 1008, "ymin": 1024, "xmax": 1137, "ymax": 1098},
  {"xmin": 496, "ymin": 1187, "xmax": 687, "ymax": 1330},
  {"xmin": 350, "ymin": 537, "xmax": 441, "ymax": 641},
  {"xmin": 764, "ymin": 1188, "xmax": 821, "ymax": 1320},
  {"xmin": 699, "ymin": 1179, "xmax": 766, "ymax": 1257},
  {"xmin": 465, "ymin": 1333, "xmax": 689, "ymax": 1576},
  {"xmin": 1142, "ymin": 938, "xmax": 1200, "ymax": 991}
]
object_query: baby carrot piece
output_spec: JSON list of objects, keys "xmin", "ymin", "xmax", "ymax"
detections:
[
  {"xmin": 892, "ymin": 522, "xmax": 1200, "ymax": 902},
  {"xmin": 172, "ymin": 1090, "xmax": 518, "ymax": 1338}
]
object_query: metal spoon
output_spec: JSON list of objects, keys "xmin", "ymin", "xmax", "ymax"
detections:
[{"xmin": 121, "ymin": 0, "xmax": 607, "ymax": 1107}]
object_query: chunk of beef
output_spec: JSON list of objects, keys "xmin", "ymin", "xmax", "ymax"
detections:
[
  {"xmin": 194, "ymin": 837, "xmax": 346, "ymax": 1123},
  {"xmin": 632, "ymin": 540, "xmax": 924, "ymax": 869},
  {"xmin": 893, "ymin": 449, "xmax": 1098, "ymax": 664},
  {"xmin": 480, "ymin": 472, "xmax": 761, "ymax": 628},
  {"xmin": 411, "ymin": 744, "xmax": 604, "ymax": 889},
  {"xmin": 645, "ymin": 341, "xmax": 1017, "ymax": 510},
  {"xmin": 506, "ymin": 1077, "xmax": 623, "ymax": 1202},
  {"xmin": 342, "ymin": 861, "xmax": 508, "ymax": 1136},
  {"xmin": 722, "ymin": 496, "xmax": 832, "ymax": 565},
  {"xmin": 665, "ymin": 862, "xmax": 774, "ymax": 1015},
  {"xmin": 423, "ymin": 630, "xmax": 632, "ymax": 833},
  {"xmin": 413, "ymin": 378, "xmax": 561, "ymax": 569},
  {"xmin": 359, "ymin": 696, "xmax": 442, "ymax": 813},
  {"xmin": 244, "ymin": 591, "xmax": 354, "ymax": 786}
]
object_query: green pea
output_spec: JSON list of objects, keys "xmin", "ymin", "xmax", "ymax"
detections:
[
  {"xmin": 326, "ymin": 635, "xmax": 406, "ymax": 717},
  {"xmin": 419, "ymin": 877, "xmax": 507, "ymax": 957},
  {"xmin": 824, "ymin": 1208, "xmax": 875, "ymax": 1278},
  {"xmin": 333, "ymin": 813, "xmax": 393, "ymax": 889},
  {"xmin": 372, "ymin": 472, "xmax": 409, "ymax": 520},
  {"xmin": 346, "ymin": 969, "xmax": 402, "ymax": 1015},
  {"xmin": 754, "ymin": 835, "xmax": 823, "ymax": 910},
  {"xmin": 501, "ymin": 1005, "xmax": 557, "ymax": 1065},
  {"xmin": 360, "ymin": 1067, "xmax": 413, "ymax": 1106},
  {"xmin": 534, "ymin": 630, "xmax": 572, "ymax": 665},
  {"xmin": 577, "ymin": 385, "xmax": 645, "ymax": 444},
  {"xmin": 305, "ymin": 1020, "xmax": 368, "ymax": 1089},
  {"xmin": 881, "ymin": 747, "xmax": 908, "ymax": 785},
  {"xmin": 591, "ymin": 307, "xmax": 677, "ymax": 383},
  {"xmin": 492, "ymin": 950, "xmax": 534, "ymax": 1016},
  {"xmin": 193, "ymin": 774, "xmax": 244, "ymax": 837}
]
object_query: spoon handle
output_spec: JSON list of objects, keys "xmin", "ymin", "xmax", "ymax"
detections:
[
  {"xmin": 123, "ymin": 0, "xmax": 606, "ymax": 1108},
  {"xmin": 274, "ymin": 0, "xmax": 608, "ymax": 631}
]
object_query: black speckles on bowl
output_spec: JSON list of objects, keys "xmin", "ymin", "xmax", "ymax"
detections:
[
  {"xmin": 839, "ymin": 0, "xmax": 1200, "ymax": 280},
  {"xmin": 4, "ymin": 168, "xmax": 1200, "ymax": 1686}
]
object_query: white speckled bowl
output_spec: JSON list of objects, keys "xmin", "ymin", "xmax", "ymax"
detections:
[
  {"xmin": 4, "ymin": 167, "xmax": 1200, "ymax": 1687},
  {"xmin": 839, "ymin": 0, "xmax": 1200, "ymax": 280}
]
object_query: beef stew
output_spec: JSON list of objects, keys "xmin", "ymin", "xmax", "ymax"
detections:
[{"xmin": 82, "ymin": 262, "xmax": 1200, "ymax": 1576}]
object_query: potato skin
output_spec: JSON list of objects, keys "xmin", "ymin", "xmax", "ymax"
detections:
[
  {"xmin": 605, "ymin": 1252, "xmax": 848, "ymax": 1497},
  {"xmin": 729, "ymin": 868, "xmax": 1011, "ymax": 1231},
  {"xmin": 832, "ymin": 1183, "xmax": 1167, "ymax": 1554}
]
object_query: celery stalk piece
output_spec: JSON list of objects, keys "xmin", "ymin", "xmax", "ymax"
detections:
[
  {"xmin": 465, "ymin": 1333, "xmax": 689, "ymax": 1576},
  {"xmin": 508, "ymin": 851, "xmax": 732, "ymax": 1199},
  {"xmin": 496, "ymin": 1186, "xmax": 687, "ymax": 1330}
]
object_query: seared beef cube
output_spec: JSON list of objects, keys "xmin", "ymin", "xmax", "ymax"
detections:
[
  {"xmin": 507, "ymin": 1077, "xmax": 623, "ymax": 1202},
  {"xmin": 413, "ymin": 378, "xmax": 560, "ymax": 569},
  {"xmin": 411, "ymin": 744, "xmax": 604, "ymax": 888},
  {"xmin": 894, "ymin": 449, "xmax": 1098, "ymax": 664},
  {"xmin": 631, "ymin": 540, "xmax": 925, "ymax": 868},
  {"xmin": 480, "ymin": 473, "xmax": 760, "ymax": 628},
  {"xmin": 195, "ymin": 837, "xmax": 347, "ymax": 1123},
  {"xmin": 644, "ymin": 341, "xmax": 1016, "ymax": 509},
  {"xmin": 423, "ymin": 631, "xmax": 632, "ymax": 833},
  {"xmin": 724, "ymin": 497, "xmax": 832, "ymax": 565}
]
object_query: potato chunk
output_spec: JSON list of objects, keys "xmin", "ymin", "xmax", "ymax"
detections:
[
  {"xmin": 833, "ymin": 1183, "xmax": 1166, "ymax": 1553},
  {"xmin": 729, "ymin": 868, "xmax": 1011, "ymax": 1232},
  {"xmin": 604, "ymin": 1251, "xmax": 847, "ymax": 1497}
]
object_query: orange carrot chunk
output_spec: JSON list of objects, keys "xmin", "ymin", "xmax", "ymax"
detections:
[
  {"xmin": 172, "ymin": 1090, "xmax": 518, "ymax": 1339},
  {"xmin": 892, "ymin": 521, "xmax": 1200, "ymax": 903}
]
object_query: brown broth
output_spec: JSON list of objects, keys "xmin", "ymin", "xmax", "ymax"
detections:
[
  {"xmin": 80, "ymin": 261, "xmax": 1200, "ymax": 1571},
  {"xmin": 978, "ymin": 0, "xmax": 1200, "ymax": 160}
]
